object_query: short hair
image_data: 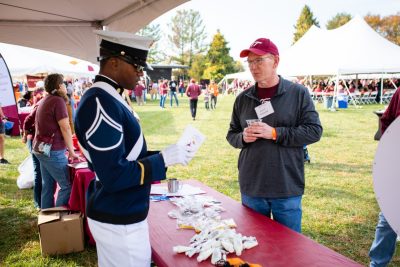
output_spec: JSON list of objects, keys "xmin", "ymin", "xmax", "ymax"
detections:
[{"xmin": 44, "ymin": 73, "xmax": 64, "ymax": 95}]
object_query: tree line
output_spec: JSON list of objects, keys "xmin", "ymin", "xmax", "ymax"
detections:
[
  {"xmin": 136, "ymin": 9, "xmax": 241, "ymax": 83},
  {"xmin": 293, "ymin": 5, "xmax": 400, "ymax": 46}
]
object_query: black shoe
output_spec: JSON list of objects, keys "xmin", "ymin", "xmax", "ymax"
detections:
[{"xmin": 0, "ymin": 158, "xmax": 9, "ymax": 164}]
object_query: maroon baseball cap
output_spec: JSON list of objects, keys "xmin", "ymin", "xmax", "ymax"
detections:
[{"xmin": 240, "ymin": 38, "xmax": 279, "ymax": 58}]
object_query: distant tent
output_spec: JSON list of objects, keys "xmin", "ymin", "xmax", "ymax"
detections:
[
  {"xmin": 279, "ymin": 16, "xmax": 400, "ymax": 76},
  {"xmin": 219, "ymin": 70, "xmax": 252, "ymax": 88},
  {"xmin": 278, "ymin": 16, "xmax": 400, "ymax": 107},
  {"xmin": 0, "ymin": 43, "xmax": 99, "ymax": 78}
]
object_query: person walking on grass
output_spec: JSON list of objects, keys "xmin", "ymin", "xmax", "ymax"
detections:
[
  {"xmin": 186, "ymin": 78, "xmax": 201, "ymax": 120},
  {"xmin": 209, "ymin": 80, "xmax": 219, "ymax": 109},
  {"xmin": 169, "ymin": 76, "xmax": 179, "ymax": 107}
]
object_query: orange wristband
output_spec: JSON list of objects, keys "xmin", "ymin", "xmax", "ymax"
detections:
[{"xmin": 271, "ymin": 128, "xmax": 277, "ymax": 140}]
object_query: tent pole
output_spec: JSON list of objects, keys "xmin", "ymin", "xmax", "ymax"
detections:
[
  {"xmin": 341, "ymin": 78, "xmax": 357, "ymax": 108},
  {"xmin": 330, "ymin": 74, "xmax": 338, "ymax": 111},
  {"xmin": 389, "ymin": 78, "xmax": 397, "ymax": 90}
]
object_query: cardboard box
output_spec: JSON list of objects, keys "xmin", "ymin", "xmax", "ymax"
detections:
[{"xmin": 38, "ymin": 207, "xmax": 84, "ymax": 256}]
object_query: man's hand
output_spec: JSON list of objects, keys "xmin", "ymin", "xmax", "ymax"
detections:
[
  {"xmin": 244, "ymin": 122, "xmax": 274, "ymax": 142},
  {"xmin": 243, "ymin": 127, "xmax": 258, "ymax": 143}
]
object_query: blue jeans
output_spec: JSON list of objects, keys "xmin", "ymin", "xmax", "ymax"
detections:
[
  {"xmin": 159, "ymin": 95, "xmax": 167, "ymax": 108},
  {"xmin": 27, "ymin": 139, "xmax": 42, "ymax": 208},
  {"xmin": 143, "ymin": 90, "xmax": 147, "ymax": 103},
  {"xmin": 170, "ymin": 91, "xmax": 179, "ymax": 106},
  {"xmin": 241, "ymin": 193, "xmax": 302, "ymax": 233},
  {"xmin": 369, "ymin": 212, "xmax": 397, "ymax": 267},
  {"xmin": 34, "ymin": 149, "xmax": 71, "ymax": 209}
]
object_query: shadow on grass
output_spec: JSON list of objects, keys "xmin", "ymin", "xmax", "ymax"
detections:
[
  {"xmin": 0, "ymin": 206, "xmax": 37, "ymax": 262},
  {"xmin": 0, "ymin": 205, "xmax": 98, "ymax": 266},
  {"xmin": 308, "ymin": 161, "xmax": 372, "ymax": 175}
]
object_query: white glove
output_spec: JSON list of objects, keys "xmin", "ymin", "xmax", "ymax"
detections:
[{"xmin": 161, "ymin": 144, "xmax": 194, "ymax": 167}]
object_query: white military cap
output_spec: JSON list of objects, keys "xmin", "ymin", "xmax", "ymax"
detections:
[{"xmin": 94, "ymin": 30, "xmax": 154, "ymax": 70}]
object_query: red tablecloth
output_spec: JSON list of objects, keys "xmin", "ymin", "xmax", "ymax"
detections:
[
  {"xmin": 148, "ymin": 180, "xmax": 363, "ymax": 267},
  {"xmin": 68, "ymin": 167, "xmax": 96, "ymax": 245},
  {"xmin": 67, "ymin": 164, "xmax": 161, "ymax": 246}
]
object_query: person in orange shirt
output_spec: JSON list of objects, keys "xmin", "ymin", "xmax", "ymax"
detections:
[{"xmin": 209, "ymin": 80, "xmax": 219, "ymax": 109}]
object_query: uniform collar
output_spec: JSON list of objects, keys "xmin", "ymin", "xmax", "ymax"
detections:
[{"xmin": 94, "ymin": 75, "xmax": 124, "ymax": 95}]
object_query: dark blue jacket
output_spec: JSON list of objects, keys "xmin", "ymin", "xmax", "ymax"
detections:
[
  {"xmin": 226, "ymin": 77, "xmax": 322, "ymax": 198},
  {"xmin": 75, "ymin": 77, "xmax": 166, "ymax": 224}
]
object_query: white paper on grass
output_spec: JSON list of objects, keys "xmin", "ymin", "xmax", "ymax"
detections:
[{"xmin": 177, "ymin": 125, "xmax": 206, "ymax": 155}]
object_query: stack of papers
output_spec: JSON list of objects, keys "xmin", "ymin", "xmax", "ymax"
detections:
[
  {"xmin": 151, "ymin": 183, "xmax": 205, "ymax": 197},
  {"xmin": 67, "ymin": 161, "xmax": 88, "ymax": 169}
]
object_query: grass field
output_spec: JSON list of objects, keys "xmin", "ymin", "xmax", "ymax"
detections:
[{"xmin": 1, "ymin": 93, "xmax": 399, "ymax": 266}]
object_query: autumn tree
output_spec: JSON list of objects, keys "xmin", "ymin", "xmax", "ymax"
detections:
[
  {"xmin": 168, "ymin": 9, "xmax": 207, "ymax": 67},
  {"xmin": 293, "ymin": 5, "xmax": 319, "ymax": 44},
  {"xmin": 188, "ymin": 54, "xmax": 206, "ymax": 81},
  {"xmin": 365, "ymin": 13, "xmax": 400, "ymax": 45},
  {"xmin": 202, "ymin": 30, "xmax": 237, "ymax": 82},
  {"xmin": 326, "ymin": 13, "xmax": 352, "ymax": 30},
  {"xmin": 136, "ymin": 23, "xmax": 164, "ymax": 63}
]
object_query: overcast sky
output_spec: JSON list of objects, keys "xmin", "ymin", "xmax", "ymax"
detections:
[{"xmin": 152, "ymin": 0, "xmax": 400, "ymax": 61}]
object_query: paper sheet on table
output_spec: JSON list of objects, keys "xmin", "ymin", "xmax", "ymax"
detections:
[
  {"xmin": 151, "ymin": 183, "xmax": 205, "ymax": 197},
  {"xmin": 67, "ymin": 161, "xmax": 88, "ymax": 169},
  {"xmin": 177, "ymin": 125, "xmax": 205, "ymax": 155}
]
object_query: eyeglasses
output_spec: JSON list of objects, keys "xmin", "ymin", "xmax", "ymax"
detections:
[
  {"xmin": 245, "ymin": 56, "xmax": 274, "ymax": 67},
  {"xmin": 132, "ymin": 63, "xmax": 144, "ymax": 72},
  {"xmin": 117, "ymin": 56, "xmax": 144, "ymax": 72},
  {"xmin": 100, "ymin": 55, "xmax": 145, "ymax": 73}
]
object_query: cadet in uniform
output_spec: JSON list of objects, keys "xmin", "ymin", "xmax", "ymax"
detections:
[{"xmin": 74, "ymin": 30, "xmax": 193, "ymax": 267}]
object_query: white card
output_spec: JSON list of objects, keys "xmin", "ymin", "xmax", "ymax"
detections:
[
  {"xmin": 255, "ymin": 101, "xmax": 274, "ymax": 119},
  {"xmin": 177, "ymin": 125, "xmax": 206, "ymax": 155}
]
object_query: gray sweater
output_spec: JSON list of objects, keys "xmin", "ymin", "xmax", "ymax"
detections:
[{"xmin": 226, "ymin": 77, "xmax": 322, "ymax": 198}]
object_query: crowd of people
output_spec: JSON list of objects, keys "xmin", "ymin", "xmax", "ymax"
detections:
[{"xmin": 297, "ymin": 78, "xmax": 400, "ymax": 104}]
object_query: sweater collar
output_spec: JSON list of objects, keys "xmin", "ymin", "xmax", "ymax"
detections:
[{"xmin": 247, "ymin": 76, "xmax": 287, "ymax": 99}]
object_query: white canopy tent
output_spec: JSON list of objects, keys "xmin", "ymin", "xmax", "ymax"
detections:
[
  {"xmin": 0, "ymin": 42, "xmax": 99, "ymax": 77},
  {"xmin": 278, "ymin": 16, "xmax": 400, "ymax": 107},
  {"xmin": 223, "ymin": 70, "xmax": 252, "ymax": 81},
  {"xmin": 0, "ymin": 0, "xmax": 188, "ymax": 63},
  {"xmin": 218, "ymin": 70, "xmax": 253, "ymax": 94},
  {"xmin": 278, "ymin": 16, "xmax": 400, "ymax": 76}
]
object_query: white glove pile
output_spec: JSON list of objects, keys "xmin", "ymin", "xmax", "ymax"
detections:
[{"xmin": 161, "ymin": 144, "xmax": 195, "ymax": 167}]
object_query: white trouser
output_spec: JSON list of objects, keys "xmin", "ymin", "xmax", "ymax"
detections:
[{"xmin": 88, "ymin": 218, "xmax": 151, "ymax": 267}]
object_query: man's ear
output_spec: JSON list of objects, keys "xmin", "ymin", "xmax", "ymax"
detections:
[
  {"xmin": 108, "ymin": 57, "xmax": 119, "ymax": 69},
  {"xmin": 273, "ymin": 55, "xmax": 280, "ymax": 69}
]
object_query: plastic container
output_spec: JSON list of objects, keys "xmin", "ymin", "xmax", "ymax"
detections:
[{"xmin": 323, "ymin": 96, "xmax": 333, "ymax": 109}]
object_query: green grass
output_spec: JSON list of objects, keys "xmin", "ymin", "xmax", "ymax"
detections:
[{"xmin": 1, "ymin": 95, "xmax": 399, "ymax": 266}]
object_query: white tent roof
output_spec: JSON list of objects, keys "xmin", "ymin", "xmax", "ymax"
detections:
[
  {"xmin": 223, "ymin": 70, "xmax": 253, "ymax": 81},
  {"xmin": 0, "ymin": 0, "xmax": 188, "ymax": 63},
  {"xmin": 278, "ymin": 16, "xmax": 400, "ymax": 76},
  {"xmin": 0, "ymin": 42, "xmax": 99, "ymax": 77}
]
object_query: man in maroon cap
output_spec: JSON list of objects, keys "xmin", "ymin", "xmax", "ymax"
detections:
[{"xmin": 226, "ymin": 38, "xmax": 322, "ymax": 232}]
